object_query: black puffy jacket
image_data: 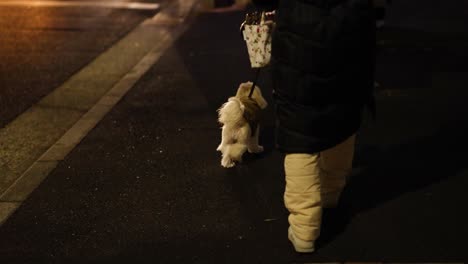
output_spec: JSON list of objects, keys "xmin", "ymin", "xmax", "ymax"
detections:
[{"xmin": 254, "ymin": 0, "xmax": 376, "ymax": 153}]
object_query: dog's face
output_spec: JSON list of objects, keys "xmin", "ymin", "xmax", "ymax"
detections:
[{"xmin": 236, "ymin": 82, "xmax": 268, "ymax": 109}]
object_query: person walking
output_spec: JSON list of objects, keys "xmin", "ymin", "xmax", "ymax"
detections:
[{"xmin": 252, "ymin": 0, "xmax": 377, "ymax": 253}]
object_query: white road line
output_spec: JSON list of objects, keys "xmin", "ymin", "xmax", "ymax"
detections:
[
  {"xmin": 0, "ymin": 0, "xmax": 196, "ymax": 225},
  {"xmin": 0, "ymin": 1, "xmax": 160, "ymax": 10}
]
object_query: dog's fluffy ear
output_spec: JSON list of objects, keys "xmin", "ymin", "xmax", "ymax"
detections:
[
  {"xmin": 227, "ymin": 97, "xmax": 245, "ymax": 112},
  {"xmin": 217, "ymin": 97, "xmax": 245, "ymax": 125}
]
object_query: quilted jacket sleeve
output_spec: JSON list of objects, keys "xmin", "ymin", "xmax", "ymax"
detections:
[{"xmin": 328, "ymin": 0, "xmax": 374, "ymax": 33}]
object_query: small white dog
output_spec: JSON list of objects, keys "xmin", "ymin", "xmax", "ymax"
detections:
[{"xmin": 216, "ymin": 82, "xmax": 268, "ymax": 168}]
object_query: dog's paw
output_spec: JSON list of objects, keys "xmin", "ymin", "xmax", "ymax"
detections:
[
  {"xmin": 221, "ymin": 157, "xmax": 235, "ymax": 168},
  {"xmin": 248, "ymin": 145, "xmax": 264, "ymax": 154}
]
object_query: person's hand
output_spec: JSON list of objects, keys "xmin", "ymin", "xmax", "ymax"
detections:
[{"xmin": 264, "ymin": 10, "xmax": 275, "ymax": 24}]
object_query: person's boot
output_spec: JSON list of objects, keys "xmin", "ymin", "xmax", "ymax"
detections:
[{"xmin": 288, "ymin": 226, "xmax": 315, "ymax": 253}]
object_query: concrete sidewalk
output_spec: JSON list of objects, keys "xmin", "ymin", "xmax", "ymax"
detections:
[{"xmin": 0, "ymin": 1, "xmax": 468, "ymax": 263}]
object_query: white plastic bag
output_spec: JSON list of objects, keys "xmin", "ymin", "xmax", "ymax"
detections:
[{"xmin": 241, "ymin": 12, "xmax": 275, "ymax": 68}]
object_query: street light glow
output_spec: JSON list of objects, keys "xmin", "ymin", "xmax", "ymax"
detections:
[{"xmin": 0, "ymin": 1, "xmax": 161, "ymax": 10}]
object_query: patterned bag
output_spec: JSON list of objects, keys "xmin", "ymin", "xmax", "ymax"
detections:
[{"xmin": 241, "ymin": 11, "xmax": 275, "ymax": 68}]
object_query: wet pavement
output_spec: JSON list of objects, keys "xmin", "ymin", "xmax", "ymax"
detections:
[
  {"xmin": 0, "ymin": 0, "xmax": 160, "ymax": 128},
  {"xmin": 0, "ymin": 0, "xmax": 468, "ymax": 262}
]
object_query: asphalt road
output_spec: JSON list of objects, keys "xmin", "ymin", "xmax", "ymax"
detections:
[
  {"xmin": 0, "ymin": 0, "xmax": 468, "ymax": 263},
  {"xmin": 0, "ymin": 0, "xmax": 161, "ymax": 128}
]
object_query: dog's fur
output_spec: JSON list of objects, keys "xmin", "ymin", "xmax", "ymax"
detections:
[{"xmin": 216, "ymin": 82, "xmax": 268, "ymax": 168}]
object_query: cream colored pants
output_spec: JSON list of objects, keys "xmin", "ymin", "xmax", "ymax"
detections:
[{"xmin": 284, "ymin": 134, "xmax": 356, "ymax": 242}]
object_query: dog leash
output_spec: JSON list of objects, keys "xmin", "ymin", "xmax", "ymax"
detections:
[{"xmin": 248, "ymin": 68, "xmax": 261, "ymax": 98}]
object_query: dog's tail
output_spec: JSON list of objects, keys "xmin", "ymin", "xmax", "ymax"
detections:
[{"xmin": 217, "ymin": 97, "xmax": 244, "ymax": 125}]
